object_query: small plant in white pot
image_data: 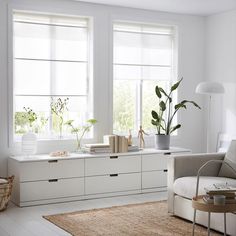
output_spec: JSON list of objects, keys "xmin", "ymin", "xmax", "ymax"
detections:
[
  {"xmin": 151, "ymin": 78, "xmax": 201, "ymax": 150},
  {"xmin": 21, "ymin": 107, "xmax": 38, "ymax": 155}
]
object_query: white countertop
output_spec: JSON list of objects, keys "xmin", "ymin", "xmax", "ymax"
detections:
[{"xmin": 9, "ymin": 147, "xmax": 190, "ymax": 162}]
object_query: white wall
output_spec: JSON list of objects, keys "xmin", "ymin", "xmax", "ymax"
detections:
[
  {"xmin": 0, "ymin": 0, "xmax": 205, "ymax": 175},
  {"xmin": 205, "ymin": 10, "xmax": 236, "ymax": 152}
]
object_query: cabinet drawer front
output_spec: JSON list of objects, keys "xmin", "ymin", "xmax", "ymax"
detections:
[
  {"xmin": 85, "ymin": 173, "xmax": 141, "ymax": 195},
  {"xmin": 142, "ymin": 154, "xmax": 167, "ymax": 171},
  {"xmin": 20, "ymin": 178, "xmax": 84, "ymax": 202},
  {"xmin": 142, "ymin": 171, "xmax": 167, "ymax": 189},
  {"xmin": 85, "ymin": 155, "xmax": 141, "ymax": 176},
  {"xmin": 20, "ymin": 159, "xmax": 84, "ymax": 181}
]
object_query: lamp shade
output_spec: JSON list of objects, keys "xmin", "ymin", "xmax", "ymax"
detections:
[{"xmin": 195, "ymin": 82, "xmax": 225, "ymax": 95}]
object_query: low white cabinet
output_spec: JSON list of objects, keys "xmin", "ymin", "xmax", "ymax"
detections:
[
  {"xmin": 142, "ymin": 171, "xmax": 167, "ymax": 190},
  {"xmin": 85, "ymin": 154, "xmax": 141, "ymax": 176},
  {"xmin": 86, "ymin": 173, "xmax": 141, "ymax": 195},
  {"xmin": 8, "ymin": 148, "xmax": 189, "ymax": 206},
  {"xmin": 8, "ymin": 156, "xmax": 85, "ymax": 206},
  {"xmin": 85, "ymin": 154, "xmax": 141, "ymax": 195},
  {"xmin": 20, "ymin": 178, "xmax": 84, "ymax": 202},
  {"xmin": 142, "ymin": 153, "xmax": 169, "ymax": 191},
  {"xmin": 20, "ymin": 159, "xmax": 84, "ymax": 181}
]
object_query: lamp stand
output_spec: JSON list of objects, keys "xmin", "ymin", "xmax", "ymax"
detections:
[{"xmin": 207, "ymin": 95, "xmax": 211, "ymax": 153}]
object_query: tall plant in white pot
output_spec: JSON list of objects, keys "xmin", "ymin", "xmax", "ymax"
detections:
[{"xmin": 151, "ymin": 78, "xmax": 201, "ymax": 150}]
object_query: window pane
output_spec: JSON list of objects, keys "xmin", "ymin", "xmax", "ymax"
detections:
[
  {"xmin": 114, "ymin": 31, "xmax": 142, "ymax": 65},
  {"xmin": 114, "ymin": 31, "xmax": 172, "ymax": 65},
  {"xmin": 142, "ymin": 34, "xmax": 172, "ymax": 65},
  {"xmin": 14, "ymin": 96, "xmax": 89, "ymax": 137},
  {"xmin": 15, "ymin": 60, "xmax": 50, "ymax": 95},
  {"xmin": 14, "ymin": 96, "xmax": 50, "ymax": 135},
  {"xmin": 53, "ymin": 62, "xmax": 87, "ymax": 95},
  {"xmin": 113, "ymin": 22, "xmax": 175, "ymax": 135},
  {"xmin": 15, "ymin": 96, "xmax": 50, "ymax": 112},
  {"xmin": 15, "ymin": 60, "xmax": 87, "ymax": 95},
  {"xmin": 14, "ymin": 22, "xmax": 50, "ymax": 59},
  {"xmin": 55, "ymin": 28, "xmax": 87, "ymax": 61},
  {"xmin": 14, "ymin": 22, "xmax": 88, "ymax": 61},
  {"xmin": 114, "ymin": 65, "xmax": 171, "ymax": 81},
  {"xmin": 113, "ymin": 80, "xmax": 136, "ymax": 133},
  {"xmin": 13, "ymin": 11, "xmax": 91, "ymax": 140}
]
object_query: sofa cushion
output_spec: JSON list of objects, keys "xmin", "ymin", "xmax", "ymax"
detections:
[
  {"xmin": 218, "ymin": 140, "xmax": 236, "ymax": 179},
  {"xmin": 174, "ymin": 176, "xmax": 236, "ymax": 200}
]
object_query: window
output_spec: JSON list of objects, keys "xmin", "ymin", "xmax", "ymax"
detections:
[
  {"xmin": 113, "ymin": 22, "xmax": 176, "ymax": 134},
  {"xmin": 13, "ymin": 11, "xmax": 92, "ymax": 140}
]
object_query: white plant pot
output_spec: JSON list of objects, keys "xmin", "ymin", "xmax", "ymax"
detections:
[
  {"xmin": 155, "ymin": 134, "xmax": 170, "ymax": 150},
  {"xmin": 22, "ymin": 132, "xmax": 37, "ymax": 155}
]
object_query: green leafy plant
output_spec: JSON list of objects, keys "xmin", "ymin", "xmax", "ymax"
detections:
[
  {"xmin": 65, "ymin": 119, "xmax": 97, "ymax": 151},
  {"xmin": 15, "ymin": 112, "xmax": 29, "ymax": 134},
  {"xmin": 151, "ymin": 78, "xmax": 201, "ymax": 135},
  {"xmin": 15, "ymin": 109, "xmax": 48, "ymax": 134},
  {"xmin": 22, "ymin": 107, "xmax": 38, "ymax": 129},
  {"xmin": 50, "ymin": 97, "xmax": 69, "ymax": 138}
]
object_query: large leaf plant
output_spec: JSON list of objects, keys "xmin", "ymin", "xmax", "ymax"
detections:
[{"xmin": 151, "ymin": 78, "xmax": 201, "ymax": 135}]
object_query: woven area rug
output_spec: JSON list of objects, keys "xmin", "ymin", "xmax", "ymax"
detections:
[{"xmin": 44, "ymin": 201, "xmax": 221, "ymax": 236}]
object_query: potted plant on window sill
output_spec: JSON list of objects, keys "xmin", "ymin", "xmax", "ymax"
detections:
[
  {"xmin": 50, "ymin": 97, "xmax": 69, "ymax": 139},
  {"xmin": 21, "ymin": 107, "xmax": 38, "ymax": 155},
  {"xmin": 65, "ymin": 119, "xmax": 97, "ymax": 152},
  {"xmin": 151, "ymin": 78, "xmax": 201, "ymax": 150}
]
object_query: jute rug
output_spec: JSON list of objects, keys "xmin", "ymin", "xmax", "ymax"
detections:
[{"xmin": 44, "ymin": 201, "xmax": 221, "ymax": 236}]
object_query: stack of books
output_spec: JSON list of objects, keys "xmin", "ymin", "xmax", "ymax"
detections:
[
  {"xmin": 203, "ymin": 183, "xmax": 236, "ymax": 204},
  {"xmin": 107, "ymin": 135, "xmax": 128, "ymax": 153},
  {"xmin": 83, "ymin": 143, "xmax": 111, "ymax": 154},
  {"xmin": 103, "ymin": 135, "xmax": 139, "ymax": 153}
]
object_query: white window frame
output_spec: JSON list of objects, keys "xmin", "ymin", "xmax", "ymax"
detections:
[
  {"xmin": 8, "ymin": 8, "xmax": 94, "ymax": 146},
  {"xmin": 112, "ymin": 21, "xmax": 178, "ymax": 135}
]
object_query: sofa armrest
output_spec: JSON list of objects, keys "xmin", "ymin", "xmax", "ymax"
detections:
[
  {"xmin": 167, "ymin": 152, "xmax": 225, "ymax": 213},
  {"xmin": 169, "ymin": 153, "xmax": 225, "ymax": 180}
]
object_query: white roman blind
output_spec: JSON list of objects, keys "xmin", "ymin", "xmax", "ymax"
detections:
[
  {"xmin": 13, "ymin": 11, "xmax": 92, "ymax": 139},
  {"xmin": 113, "ymin": 22, "xmax": 176, "ymax": 133}
]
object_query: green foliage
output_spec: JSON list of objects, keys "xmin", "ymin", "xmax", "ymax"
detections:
[
  {"xmin": 151, "ymin": 78, "xmax": 201, "ymax": 135},
  {"xmin": 14, "ymin": 107, "xmax": 38, "ymax": 134},
  {"xmin": 65, "ymin": 119, "xmax": 97, "ymax": 150},
  {"xmin": 155, "ymin": 86, "xmax": 162, "ymax": 98},
  {"xmin": 22, "ymin": 107, "xmax": 37, "ymax": 127},
  {"xmin": 50, "ymin": 98, "xmax": 69, "ymax": 117},
  {"xmin": 14, "ymin": 108, "xmax": 48, "ymax": 134},
  {"xmin": 142, "ymin": 81, "xmax": 160, "ymax": 132},
  {"xmin": 159, "ymin": 101, "xmax": 166, "ymax": 111},
  {"xmin": 15, "ymin": 112, "xmax": 28, "ymax": 134},
  {"xmin": 50, "ymin": 98, "xmax": 69, "ymax": 138},
  {"xmin": 113, "ymin": 81, "xmax": 135, "ymax": 132}
]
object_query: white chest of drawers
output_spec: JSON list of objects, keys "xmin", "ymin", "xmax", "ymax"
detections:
[
  {"xmin": 8, "ymin": 148, "xmax": 190, "ymax": 207},
  {"xmin": 142, "ymin": 153, "xmax": 169, "ymax": 191},
  {"xmin": 85, "ymin": 154, "xmax": 141, "ymax": 195}
]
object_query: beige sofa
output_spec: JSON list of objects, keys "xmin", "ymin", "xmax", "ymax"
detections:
[{"xmin": 168, "ymin": 151, "xmax": 236, "ymax": 236}]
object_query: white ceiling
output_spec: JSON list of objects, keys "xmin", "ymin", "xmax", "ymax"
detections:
[{"xmin": 76, "ymin": 0, "xmax": 236, "ymax": 16}]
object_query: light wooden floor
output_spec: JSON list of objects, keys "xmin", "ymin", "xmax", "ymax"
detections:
[{"xmin": 0, "ymin": 192, "xmax": 167, "ymax": 236}]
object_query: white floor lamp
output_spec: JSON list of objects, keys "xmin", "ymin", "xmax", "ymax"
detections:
[{"xmin": 195, "ymin": 82, "xmax": 225, "ymax": 153}]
